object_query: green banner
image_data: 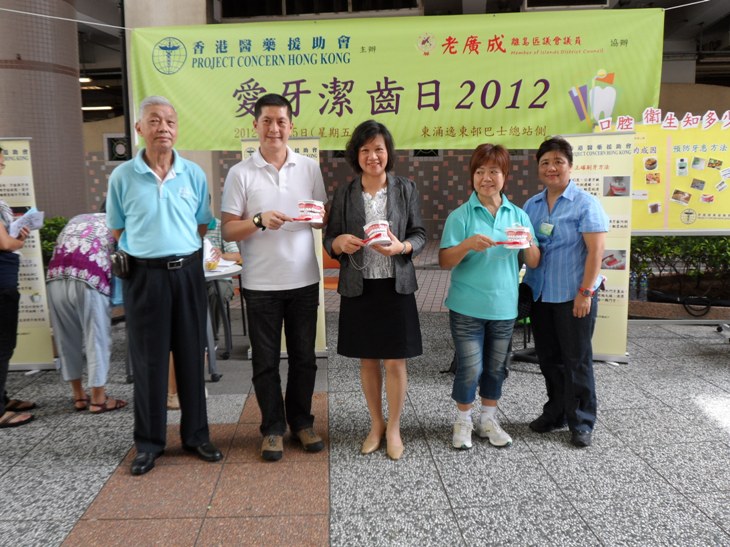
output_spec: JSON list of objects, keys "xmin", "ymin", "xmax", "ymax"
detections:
[{"xmin": 131, "ymin": 10, "xmax": 663, "ymax": 151}]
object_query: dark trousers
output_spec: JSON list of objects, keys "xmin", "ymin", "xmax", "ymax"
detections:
[
  {"xmin": 124, "ymin": 254, "xmax": 210, "ymax": 453},
  {"xmin": 243, "ymin": 283, "xmax": 319, "ymax": 436},
  {"xmin": 0, "ymin": 288, "xmax": 20, "ymax": 415},
  {"xmin": 530, "ymin": 297, "xmax": 598, "ymax": 432}
]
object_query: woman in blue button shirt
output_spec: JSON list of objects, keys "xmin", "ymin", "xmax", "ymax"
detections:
[
  {"xmin": 440, "ymin": 144, "xmax": 540, "ymax": 450},
  {"xmin": 523, "ymin": 136, "xmax": 608, "ymax": 448}
]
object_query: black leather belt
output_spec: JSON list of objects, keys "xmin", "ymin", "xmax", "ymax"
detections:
[{"xmin": 132, "ymin": 251, "xmax": 199, "ymax": 270}]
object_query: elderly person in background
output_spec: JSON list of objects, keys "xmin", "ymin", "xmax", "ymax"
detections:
[
  {"xmin": 47, "ymin": 213, "xmax": 127, "ymax": 413},
  {"xmin": 523, "ymin": 136, "xmax": 608, "ymax": 448},
  {"xmin": 324, "ymin": 120, "xmax": 426, "ymax": 461},
  {"xmin": 0, "ymin": 146, "xmax": 35, "ymax": 428},
  {"xmin": 439, "ymin": 143, "xmax": 539, "ymax": 450}
]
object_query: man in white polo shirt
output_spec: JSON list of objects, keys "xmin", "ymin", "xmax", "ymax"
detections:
[{"xmin": 222, "ymin": 93, "xmax": 327, "ymax": 462}]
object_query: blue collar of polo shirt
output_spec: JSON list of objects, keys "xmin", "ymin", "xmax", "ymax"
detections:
[
  {"xmin": 133, "ymin": 148, "xmax": 185, "ymax": 175},
  {"xmin": 468, "ymin": 190, "xmax": 515, "ymax": 212}
]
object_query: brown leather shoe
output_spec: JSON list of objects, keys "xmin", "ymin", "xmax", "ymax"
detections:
[
  {"xmin": 261, "ymin": 435, "xmax": 283, "ymax": 461},
  {"xmin": 295, "ymin": 427, "xmax": 324, "ymax": 452}
]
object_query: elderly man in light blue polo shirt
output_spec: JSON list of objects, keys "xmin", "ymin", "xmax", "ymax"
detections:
[{"xmin": 106, "ymin": 95, "xmax": 222, "ymax": 476}]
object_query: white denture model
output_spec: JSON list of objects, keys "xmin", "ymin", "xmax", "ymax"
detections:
[
  {"xmin": 292, "ymin": 200, "xmax": 324, "ymax": 223},
  {"xmin": 362, "ymin": 220, "xmax": 391, "ymax": 246},
  {"xmin": 503, "ymin": 226, "xmax": 531, "ymax": 249}
]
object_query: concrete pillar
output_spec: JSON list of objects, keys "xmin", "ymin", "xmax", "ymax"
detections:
[{"xmin": 0, "ymin": 0, "xmax": 86, "ymax": 217}]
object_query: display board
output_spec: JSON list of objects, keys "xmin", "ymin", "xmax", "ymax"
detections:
[
  {"xmin": 631, "ymin": 111, "xmax": 730, "ymax": 234},
  {"xmin": 568, "ymin": 132, "xmax": 634, "ymax": 362},
  {"xmin": 131, "ymin": 9, "xmax": 663, "ymax": 151},
  {"xmin": 0, "ymin": 139, "xmax": 55, "ymax": 369}
]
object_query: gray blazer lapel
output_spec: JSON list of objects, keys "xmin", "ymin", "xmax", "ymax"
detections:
[{"xmin": 347, "ymin": 177, "xmax": 367, "ymax": 238}]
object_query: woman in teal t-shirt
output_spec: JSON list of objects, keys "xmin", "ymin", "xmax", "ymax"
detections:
[{"xmin": 439, "ymin": 144, "xmax": 540, "ymax": 450}]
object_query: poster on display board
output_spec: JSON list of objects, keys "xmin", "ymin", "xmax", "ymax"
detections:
[
  {"xmin": 0, "ymin": 139, "xmax": 55, "ymax": 370},
  {"xmin": 239, "ymin": 138, "xmax": 328, "ymax": 357},
  {"xmin": 630, "ymin": 110, "xmax": 730, "ymax": 234},
  {"xmin": 567, "ymin": 132, "xmax": 634, "ymax": 362},
  {"xmin": 131, "ymin": 9, "xmax": 663, "ymax": 151}
]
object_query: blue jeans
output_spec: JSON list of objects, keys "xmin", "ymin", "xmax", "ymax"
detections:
[
  {"xmin": 243, "ymin": 283, "xmax": 319, "ymax": 436},
  {"xmin": 450, "ymin": 311, "xmax": 514, "ymax": 404},
  {"xmin": 530, "ymin": 297, "xmax": 598, "ymax": 432}
]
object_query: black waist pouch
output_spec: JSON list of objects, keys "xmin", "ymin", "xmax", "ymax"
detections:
[{"xmin": 110, "ymin": 250, "xmax": 132, "ymax": 279}]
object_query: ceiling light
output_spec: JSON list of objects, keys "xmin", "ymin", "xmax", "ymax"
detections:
[
  {"xmin": 82, "ymin": 106, "xmax": 113, "ymax": 111},
  {"xmin": 79, "ymin": 77, "xmax": 92, "ymax": 83}
]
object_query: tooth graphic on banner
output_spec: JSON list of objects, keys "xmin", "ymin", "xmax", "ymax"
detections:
[{"xmin": 588, "ymin": 70, "xmax": 616, "ymax": 126}]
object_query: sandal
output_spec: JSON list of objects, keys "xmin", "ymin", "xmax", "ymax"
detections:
[
  {"xmin": 89, "ymin": 397, "xmax": 127, "ymax": 414},
  {"xmin": 5, "ymin": 399, "xmax": 37, "ymax": 412},
  {"xmin": 74, "ymin": 396, "xmax": 90, "ymax": 412},
  {"xmin": 0, "ymin": 410, "xmax": 34, "ymax": 429}
]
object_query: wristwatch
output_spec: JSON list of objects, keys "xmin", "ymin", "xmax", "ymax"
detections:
[
  {"xmin": 252, "ymin": 212, "xmax": 265, "ymax": 231},
  {"xmin": 578, "ymin": 287, "xmax": 594, "ymax": 297}
]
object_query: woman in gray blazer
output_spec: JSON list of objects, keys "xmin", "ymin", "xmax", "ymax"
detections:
[{"xmin": 324, "ymin": 120, "xmax": 426, "ymax": 461}]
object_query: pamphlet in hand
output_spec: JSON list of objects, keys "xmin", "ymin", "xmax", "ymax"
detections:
[{"xmin": 9, "ymin": 207, "xmax": 44, "ymax": 237}]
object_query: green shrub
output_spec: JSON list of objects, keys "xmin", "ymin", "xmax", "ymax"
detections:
[
  {"xmin": 39, "ymin": 216, "xmax": 68, "ymax": 268},
  {"xmin": 630, "ymin": 235, "xmax": 730, "ymax": 298}
]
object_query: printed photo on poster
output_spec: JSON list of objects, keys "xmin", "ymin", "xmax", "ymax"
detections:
[
  {"xmin": 645, "ymin": 172, "xmax": 660, "ymax": 184},
  {"xmin": 691, "ymin": 156, "xmax": 706, "ymax": 170},
  {"xmin": 690, "ymin": 178, "xmax": 706, "ymax": 191},
  {"xmin": 707, "ymin": 158, "xmax": 723, "ymax": 169},
  {"xmin": 676, "ymin": 157, "xmax": 689, "ymax": 176},
  {"xmin": 601, "ymin": 250, "xmax": 626, "ymax": 270},
  {"xmin": 603, "ymin": 175, "xmax": 631, "ymax": 197},
  {"xmin": 671, "ymin": 189, "xmax": 691, "ymax": 205}
]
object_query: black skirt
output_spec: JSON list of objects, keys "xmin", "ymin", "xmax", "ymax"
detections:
[{"xmin": 338, "ymin": 278, "xmax": 422, "ymax": 359}]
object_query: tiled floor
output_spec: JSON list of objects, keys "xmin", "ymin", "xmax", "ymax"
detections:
[
  {"xmin": 64, "ymin": 393, "xmax": 330, "ymax": 545},
  {"xmin": 2, "ymin": 242, "xmax": 730, "ymax": 546}
]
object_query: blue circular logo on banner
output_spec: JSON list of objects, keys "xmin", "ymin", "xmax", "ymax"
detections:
[{"xmin": 152, "ymin": 37, "xmax": 187, "ymax": 75}]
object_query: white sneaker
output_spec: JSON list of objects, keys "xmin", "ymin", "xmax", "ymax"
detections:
[
  {"xmin": 477, "ymin": 416, "xmax": 513, "ymax": 447},
  {"xmin": 452, "ymin": 418, "xmax": 473, "ymax": 450}
]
